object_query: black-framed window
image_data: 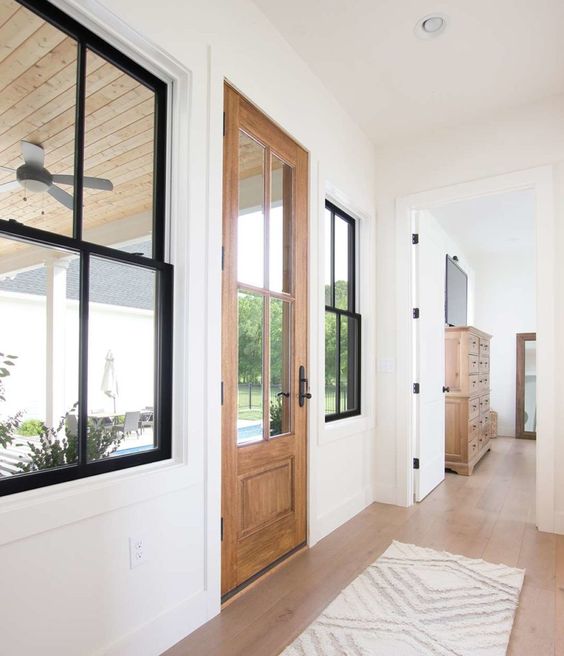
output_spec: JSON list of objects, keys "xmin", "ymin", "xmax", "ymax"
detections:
[
  {"xmin": 324, "ymin": 201, "xmax": 361, "ymax": 421},
  {"xmin": 0, "ymin": 0, "xmax": 172, "ymax": 496}
]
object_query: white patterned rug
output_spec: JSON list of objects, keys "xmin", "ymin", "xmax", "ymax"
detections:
[{"xmin": 282, "ymin": 541, "xmax": 524, "ymax": 656}]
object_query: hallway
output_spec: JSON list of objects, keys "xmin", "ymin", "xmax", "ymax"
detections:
[{"xmin": 166, "ymin": 437, "xmax": 563, "ymax": 656}]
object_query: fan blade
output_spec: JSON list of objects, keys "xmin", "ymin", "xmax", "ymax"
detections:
[
  {"xmin": 0, "ymin": 180, "xmax": 20, "ymax": 193},
  {"xmin": 83, "ymin": 176, "xmax": 113, "ymax": 191},
  {"xmin": 48, "ymin": 184, "xmax": 73, "ymax": 210},
  {"xmin": 52, "ymin": 174, "xmax": 113, "ymax": 191},
  {"xmin": 21, "ymin": 141, "xmax": 45, "ymax": 167}
]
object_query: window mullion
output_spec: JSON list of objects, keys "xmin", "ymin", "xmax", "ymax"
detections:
[
  {"xmin": 78, "ymin": 250, "xmax": 90, "ymax": 466},
  {"xmin": 73, "ymin": 40, "xmax": 86, "ymax": 241},
  {"xmin": 335, "ymin": 310, "xmax": 341, "ymax": 415},
  {"xmin": 330, "ymin": 210, "xmax": 336, "ymax": 308}
]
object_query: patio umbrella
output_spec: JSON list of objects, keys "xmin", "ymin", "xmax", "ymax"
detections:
[{"xmin": 101, "ymin": 350, "xmax": 118, "ymax": 413}]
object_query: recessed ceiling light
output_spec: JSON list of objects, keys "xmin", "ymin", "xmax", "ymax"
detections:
[{"xmin": 415, "ymin": 14, "xmax": 447, "ymax": 39}]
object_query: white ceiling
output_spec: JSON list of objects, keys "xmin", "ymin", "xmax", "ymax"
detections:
[
  {"xmin": 431, "ymin": 189, "xmax": 535, "ymax": 259},
  {"xmin": 252, "ymin": 0, "xmax": 564, "ymax": 145}
]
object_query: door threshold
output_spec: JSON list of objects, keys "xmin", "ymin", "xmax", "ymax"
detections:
[{"xmin": 221, "ymin": 542, "xmax": 307, "ymax": 608}]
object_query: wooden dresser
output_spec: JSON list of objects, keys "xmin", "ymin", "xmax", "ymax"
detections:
[{"xmin": 445, "ymin": 327, "xmax": 492, "ymax": 475}]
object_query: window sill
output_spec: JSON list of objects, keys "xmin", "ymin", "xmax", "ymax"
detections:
[{"xmin": 0, "ymin": 457, "xmax": 194, "ymax": 547}]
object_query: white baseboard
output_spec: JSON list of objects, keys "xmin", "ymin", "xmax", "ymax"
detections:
[
  {"xmin": 372, "ymin": 482, "xmax": 398, "ymax": 506},
  {"xmin": 310, "ymin": 485, "xmax": 374, "ymax": 546},
  {"xmin": 553, "ymin": 511, "xmax": 564, "ymax": 535},
  {"xmin": 99, "ymin": 589, "xmax": 218, "ymax": 656}
]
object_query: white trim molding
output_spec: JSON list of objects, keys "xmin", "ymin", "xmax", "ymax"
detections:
[{"xmin": 395, "ymin": 166, "xmax": 556, "ymax": 534}]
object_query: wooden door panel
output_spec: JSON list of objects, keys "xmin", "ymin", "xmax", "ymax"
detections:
[
  {"xmin": 222, "ymin": 84, "xmax": 308, "ymax": 597},
  {"xmin": 239, "ymin": 457, "xmax": 294, "ymax": 537}
]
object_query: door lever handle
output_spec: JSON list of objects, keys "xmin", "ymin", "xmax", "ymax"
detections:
[
  {"xmin": 276, "ymin": 391, "xmax": 290, "ymax": 398},
  {"xmin": 299, "ymin": 365, "xmax": 312, "ymax": 407}
]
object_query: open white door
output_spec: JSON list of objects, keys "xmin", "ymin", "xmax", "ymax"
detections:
[{"xmin": 413, "ymin": 210, "xmax": 446, "ymax": 501}]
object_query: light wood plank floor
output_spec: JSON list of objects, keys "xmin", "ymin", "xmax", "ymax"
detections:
[{"xmin": 165, "ymin": 437, "xmax": 564, "ymax": 656}]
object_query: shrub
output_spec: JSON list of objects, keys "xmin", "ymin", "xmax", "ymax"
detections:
[{"xmin": 18, "ymin": 419, "xmax": 44, "ymax": 436}]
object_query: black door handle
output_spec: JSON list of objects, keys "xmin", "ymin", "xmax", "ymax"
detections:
[
  {"xmin": 443, "ymin": 386, "xmax": 450, "ymax": 393},
  {"xmin": 276, "ymin": 391, "xmax": 290, "ymax": 398},
  {"xmin": 299, "ymin": 365, "xmax": 312, "ymax": 407}
]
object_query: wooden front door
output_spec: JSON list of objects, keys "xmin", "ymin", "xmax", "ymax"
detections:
[{"xmin": 221, "ymin": 84, "xmax": 308, "ymax": 597}]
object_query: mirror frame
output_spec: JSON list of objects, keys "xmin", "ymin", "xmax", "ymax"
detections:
[{"xmin": 515, "ymin": 332, "xmax": 537, "ymax": 439}]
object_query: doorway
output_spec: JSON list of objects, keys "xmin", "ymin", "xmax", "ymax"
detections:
[
  {"xmin": 221, "ymin": 85, "xmax": 309, "ymax": 598},
  {"xmin": 395, "ymin": 167, "xmax": 556, "ymax": 531}
]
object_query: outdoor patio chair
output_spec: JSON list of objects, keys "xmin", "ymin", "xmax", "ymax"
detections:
[
  {"xmin": 139, "ymin": 408, "xmax": 154, "ymax": 433},
  {"xmin": 112, "ymin": 411, "xmax": 141, "ymax": 437}
]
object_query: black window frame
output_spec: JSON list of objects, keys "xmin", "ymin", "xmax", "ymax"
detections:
[
  {"xmin": 325, "ymin": 200, "xmax": 361, "ymax": 422},
  {"xmin": 0, "ymin": 0, "xmax": 173, "ymax": 497}
]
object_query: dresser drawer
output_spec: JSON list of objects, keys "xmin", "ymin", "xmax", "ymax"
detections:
[
  {"xmin": 468, "ymin": 333, "xmax": 480, "ymax": 355},
  {"xmin": 468, "ymin": 355, "xmax": 480, "ymax": 374},
  {"xmin": 479, "ymin": 355, "xmax": 489, "ymax": 373},
  {"xmin": 468, "ymin": 397, "xmax": 480, "ymax": 420},
  {"xmin": 482, "ymin": 411, "xmax": 491, "ymax": 426},
  {"xmin": 480, "ymin": 393, "xmax": 490, "ymax": 414},
  {"xmin": 468, "ymin": 436, "xmax": 479, "ymax": 460},
  {"xmin": 469, "ymin": 375, "xmax": 481, "ymax": 395},
  {"xmin": 468, "ymin": 417, "xmax": 480, "ymax": 440},
  {"xmin": 479, "ymin": 339, "xmax": 490, "ymax": 356},
  {"xmin": 481, "ymin": 374, "xmax": 489, "ymax": 391}
]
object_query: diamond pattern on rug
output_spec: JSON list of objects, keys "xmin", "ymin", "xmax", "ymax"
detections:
[{"xmin": 281, "ymin": 541, "xmax": 525, "ymax": 656}]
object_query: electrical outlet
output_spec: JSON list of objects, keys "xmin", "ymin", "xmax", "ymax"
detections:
[{"xmin": 129, "ymin": 536, "xmax": 146, "ymax": 569}]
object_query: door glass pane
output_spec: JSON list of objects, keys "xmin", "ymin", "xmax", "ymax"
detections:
[
  {"xmin": 0, "ymin": 237, "xmax": 79, "ymax": 475},
  {"xmin": 238, "ymin": 132, "xmax": 264, "ymax": 287},
  {"xmin": 270, "ymin": 298, "xmax": 291, "ymax": 437},
  {"xmin": 324, "ymin": 311, "xmax": 337, "ymax": 414},
  {"xmin": 0, "ymin": 1, "xmax": 77, "ymax": 238},
  {"xmin": 83, "ymin": 50, "xmax": 156, "ymax": 257},
  {"xmin": 270, "ymin": 155, "xmax": 292, "ymax": 293},
  {"xmin": 325, "ymin": 208, "xmax": 332, "ymax": 306},
  {"xmin": 237, "ymin": 291, "xmax": 264, "ymax": 444},
  {"xmin": 340, "ymin": 315, "xmax": 360, "ymax": 413},
  {"xmin": 334, "ymin": 216, "xmax": 350, "ymax": 310},
  {"xmin": 87, "ymin": 256, "xmax": 156, "ymax": 460},
  {"xmin": 524, "ymin": 340, "xmax": 536, "ymax": 432}
]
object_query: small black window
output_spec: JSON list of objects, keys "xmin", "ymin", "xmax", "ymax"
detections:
[
  {"xmin": 324, "ymin": 201, "xmax": 361, "ymax": 421},
  {"xmin": 0, "ymin": 0, "xmax": 172, "ymax": 496}
]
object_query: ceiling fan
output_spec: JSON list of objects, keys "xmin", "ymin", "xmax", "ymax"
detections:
[{"xmin": 0, "ymin": 141, "xmax": 113, "ymax": 210}]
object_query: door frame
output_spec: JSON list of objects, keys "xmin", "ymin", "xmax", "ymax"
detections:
[
  {"xmin": 515, "ymin": 332, "xmax": 537, "ymax": 440},
  {"xmin": 395, "ymin": 166, "xmax": 556, "ymax": 532}
]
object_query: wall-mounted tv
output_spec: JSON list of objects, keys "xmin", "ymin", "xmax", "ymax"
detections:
[{"xmin": 445, "ymin": 255, "xmax": 468, "ymax": 327}]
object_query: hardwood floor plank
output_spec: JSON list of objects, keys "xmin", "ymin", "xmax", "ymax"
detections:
[{"xmin": 166, "ymin": 437, "xmax": 555, "ymax": 656}]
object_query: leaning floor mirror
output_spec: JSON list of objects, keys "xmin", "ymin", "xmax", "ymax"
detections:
[{"xmin": 515, "ymin": 332, "xmax": 536, "ymax": 439}]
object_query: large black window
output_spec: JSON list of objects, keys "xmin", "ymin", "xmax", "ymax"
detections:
[
  {"xmin": 0, "ymin": 0, "xmax": 172, "ymax": 496},
  {"xmin": 324, "ymin": 201, "xmax": 361, "ymax": 421}
]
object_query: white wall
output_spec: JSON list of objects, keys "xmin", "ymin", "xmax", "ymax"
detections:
[
  {"xmin": 0, "ymin": 1, "xmax": 377, "ymax": 655},
  {"xmin": 474, "ymin": 252, "xmax": 536, "ymax": 436},
  {"xmin": 374, "ymin": 93, "xmax": 564, "ymax": 533}
]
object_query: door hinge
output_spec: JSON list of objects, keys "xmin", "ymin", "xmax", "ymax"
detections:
[
  {"xmin": 221, "ymin": 246, "xmax": 225, "ymax": 271},
  {"xmin": 223, "ymin": 111, "xmax": 226, "ymax": 137},
  {"xmin": 413, "ymin": 307, "xmax": 420, "ymax": 319},
  {"xmin": 221, "ymin": 381, "xmax": 224, "ymax": 405},
  {"xmin": 413, "ymin": 382, "xmax": 420, "ymax": 394},
  {"xmin": 221, "ymin": 517, "xmax": 224, "ymax": 541},
  {"xmin": 412, "ymin": 233, "xmax": 419, "ymax": 244},
  {"xmin": 413, "ymin": 458, "xmax": 420, "ymax": 470}
]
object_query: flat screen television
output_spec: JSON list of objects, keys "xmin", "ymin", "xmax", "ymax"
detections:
[{"xmin": 445, "ymin": 255, "xmax": 468, "ymax": 326}]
